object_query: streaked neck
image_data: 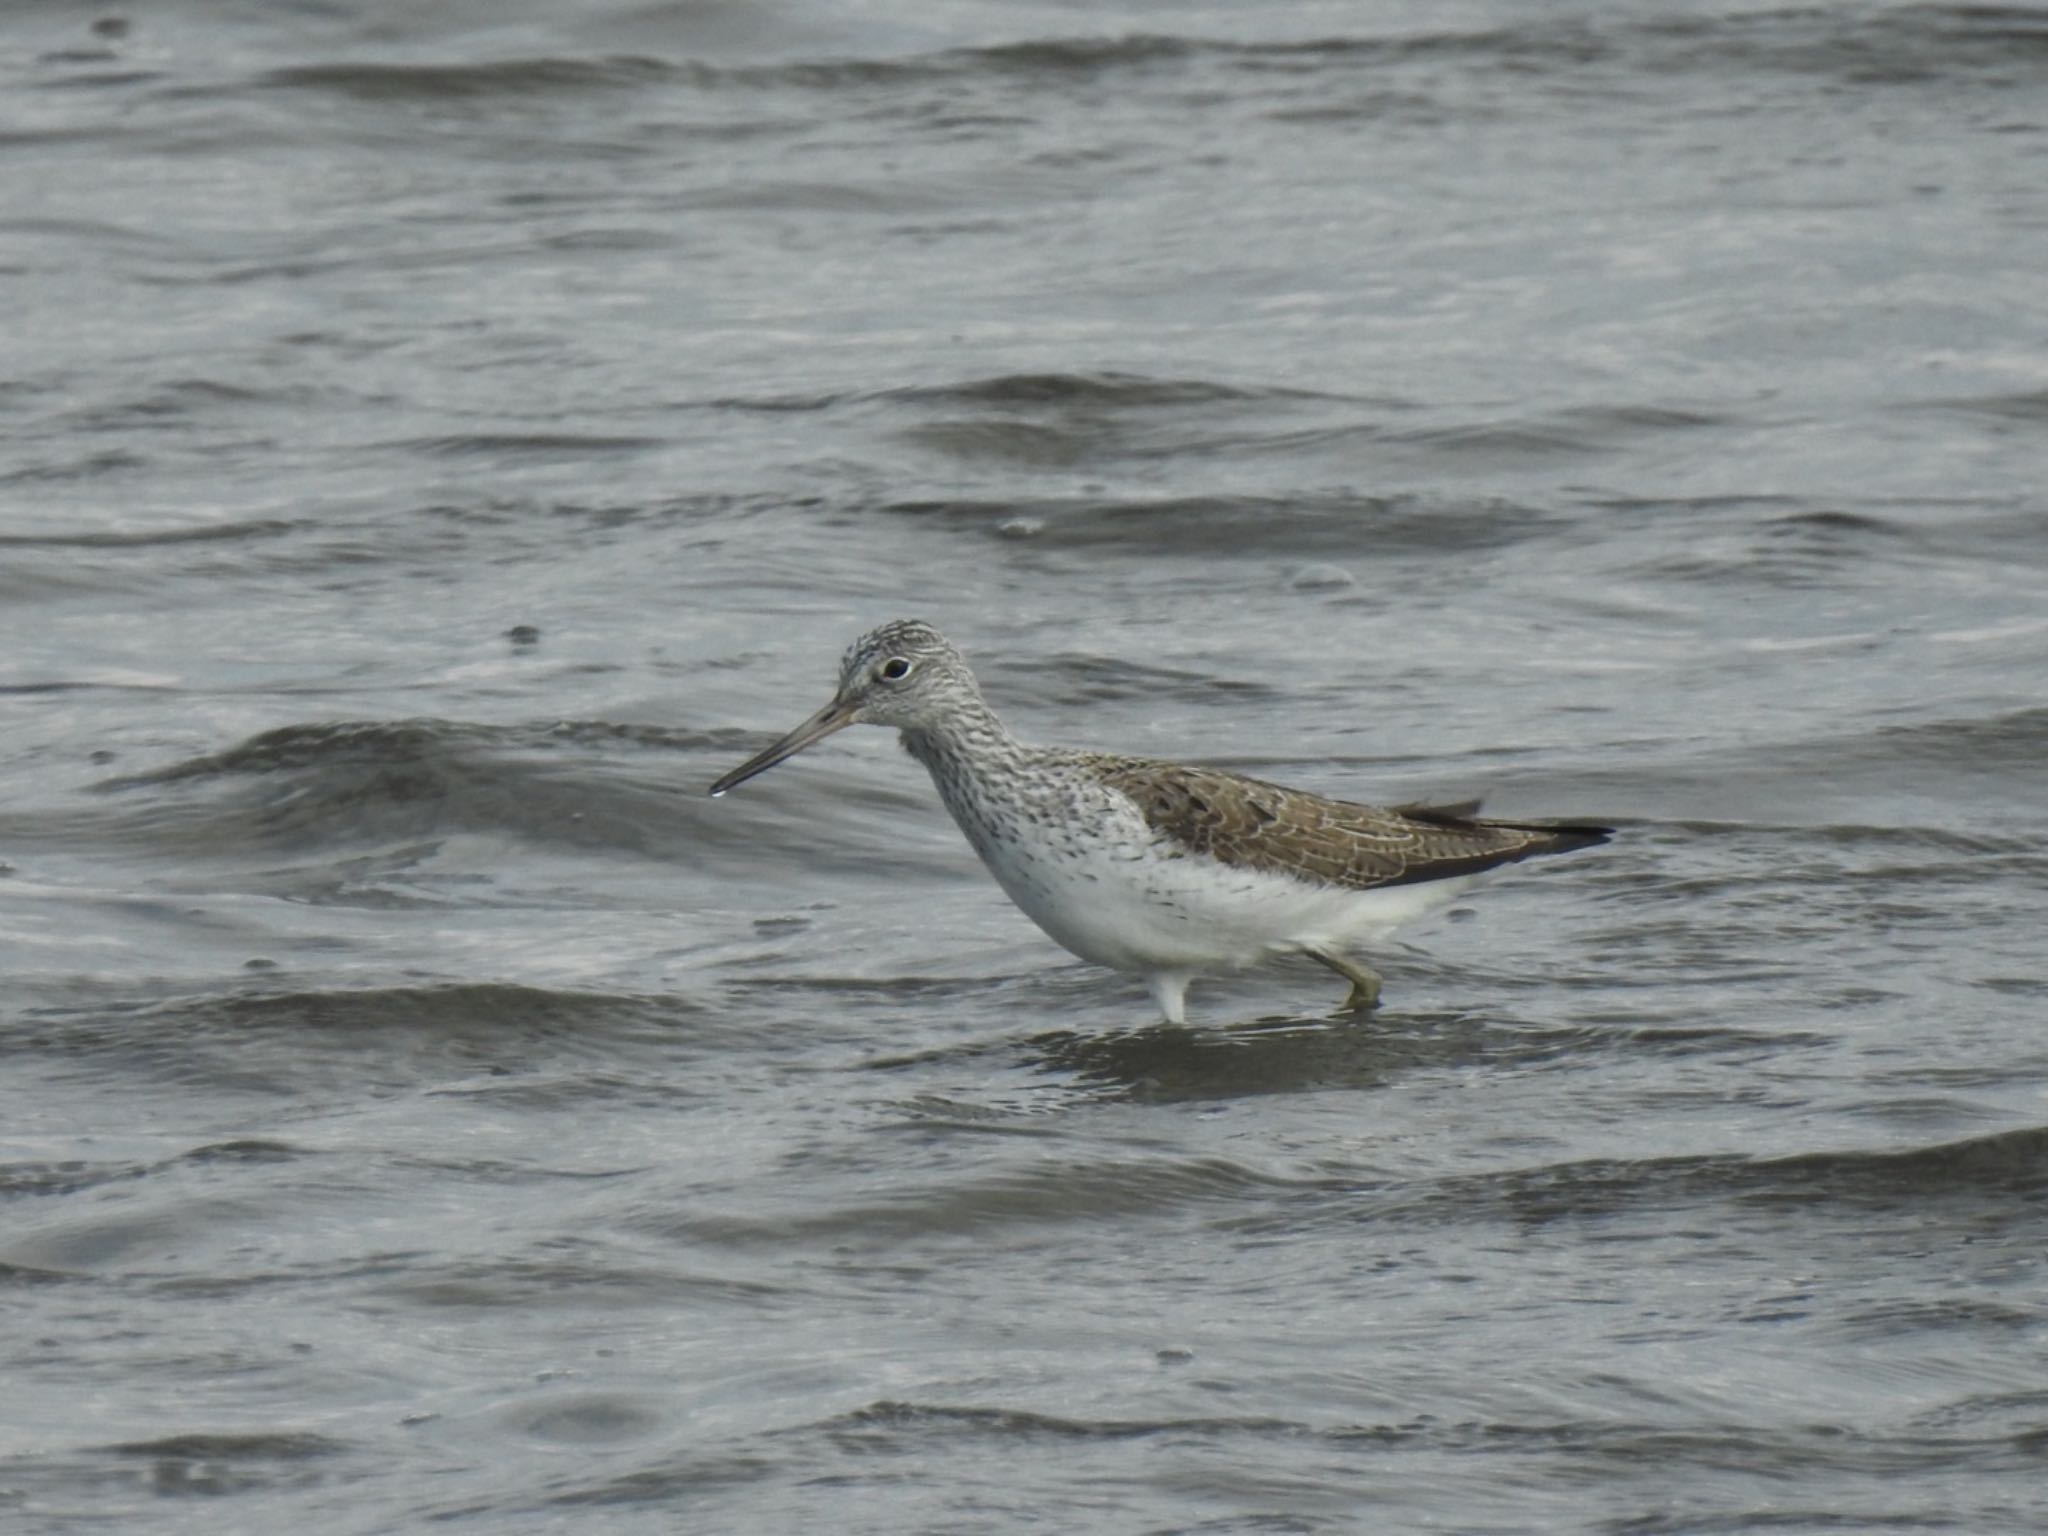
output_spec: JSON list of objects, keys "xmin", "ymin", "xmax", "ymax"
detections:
[{"xmin": 898, "ymin": 692, "xmax": 1027, "ymax": 784}]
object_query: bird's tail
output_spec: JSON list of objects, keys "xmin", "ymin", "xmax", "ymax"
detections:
[{"xmin": 1393, "ymin": 798, "xmax": 1613, "ymax": 855}]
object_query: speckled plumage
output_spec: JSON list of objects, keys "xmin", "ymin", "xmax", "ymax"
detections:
[{"xmin": 709, "ymin": 619, "xmax": 1612, "ymax": 1023}]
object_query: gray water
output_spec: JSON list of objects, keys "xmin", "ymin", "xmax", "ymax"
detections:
[{"xmin": 5, "ymin": 1, "xmax": 2048, "ymax": 1531}]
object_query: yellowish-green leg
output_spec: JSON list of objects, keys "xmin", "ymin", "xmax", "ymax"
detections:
[{"xmin": 1307, "ymin": 949, "xmax": 1383, "ymax": 1012}]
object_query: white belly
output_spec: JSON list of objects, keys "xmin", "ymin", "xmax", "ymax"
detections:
[{"xmin": 962, "ymin": 804, "xmax": 1473, "ymax": 976}]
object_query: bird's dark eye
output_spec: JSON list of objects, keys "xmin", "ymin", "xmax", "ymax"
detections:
[{"xmin": 878, "ymin": 657, "xmax": 913, "ymax": 683}]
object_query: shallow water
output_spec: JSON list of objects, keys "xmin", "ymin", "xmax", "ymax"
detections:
[{"xmin": 5, "ymin": 1, "xmax": 2048, "ymax": 1531}]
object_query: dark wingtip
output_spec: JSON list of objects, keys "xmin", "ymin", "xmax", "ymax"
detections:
[
  {"xmin": 1398, "ymin": 800, "xmax": 1614, "ymax": 853},
  {"xmin": 1389, "ymin": 797, "xmax": 1485, "ymax": 823},
  {"xmin": 1454, "ymin": 816, "xmax": 1615, "ymax": 856}
]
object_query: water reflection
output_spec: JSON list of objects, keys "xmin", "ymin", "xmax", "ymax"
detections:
[{"xmin": 1019, "ymin": 1010, "xmax": 1498, "ymax": 1103}]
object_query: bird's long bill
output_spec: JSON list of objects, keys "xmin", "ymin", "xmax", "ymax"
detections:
[{"xmin": 707, "ymin": 697, "xmax": 858, "ymax": 797}]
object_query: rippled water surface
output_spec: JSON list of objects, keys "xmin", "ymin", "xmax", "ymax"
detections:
[{"xmin": 5, "ymin": 1, "xmax": 2048, "ymax": 1531}]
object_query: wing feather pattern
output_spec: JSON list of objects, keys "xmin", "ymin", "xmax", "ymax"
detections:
[{"xmin": 1086, "ymin": 759, "xmax": 1611, "ymax": 891}]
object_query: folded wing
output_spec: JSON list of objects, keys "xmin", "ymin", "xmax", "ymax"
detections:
[{"xmin": 1091, "ymin": 760, "xmax": 1611, "ymax": 892}]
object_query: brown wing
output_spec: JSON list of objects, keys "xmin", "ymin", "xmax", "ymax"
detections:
[{"xmin": 1089, "ymin": 758, "xmax": 1610, "ymax": 891}]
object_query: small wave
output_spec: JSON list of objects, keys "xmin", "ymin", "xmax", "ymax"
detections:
[
  {"xmin": 1019, "ymin": 1010, "xmax": 1809, "ymax": 1105},
  {"xmin": 103, "ymin": 1431, "xmax": 346, "ymax": 1461},
  {"xmin": 71, "ymin": 717, "xmax": 752, "ymax": 870},
  {"xmin": 1017, "ymin": 650, "xmax": 1287, "ymax": 708},
  {"xmin": 1760, "ymin": 508, "xmax": 1905, "ymax": 537},
  {"xmin": 143, "ymin": 981, "xmax": 691, "ymax": 1035},
  {"xmin": 829, "ymin": 1399, "xmax": 1299, "ymax": 1442},
  {"xmin": 1623, "ymin": 505, "xmax": 1926, "ymax": 591},
  {"xmin": 0, "ymin": 517, "xmax": 301, "ymax": 551},
  {"xmin": 1556, "ymin": 404, "xmax": 1730, "ymax": 434},
  {"xmin": 47, "ymin": 714, "xmax": 956, "ymax": 890},
  {"xmin": 867, "ymin": 372, "xmax": 1400, "ymax": 474},
  {"xmin": 678, "ymin": 1153, "xmax": 1304, "ymax": 1248},
  {"xmin": 0, "ymin": 1261, "xmax": 79, "ymax": 1288},
  {"xmin": 1658, "ymin": 3, "xmax": 2048, "ymax": 88},
  {"xmin": 249, "ymin": 8, "xmax": 2048, "ymax": 120},
  {"xmin": 0, "ymin": 1158, "xmax": 151, "ymax": 1200},
  {"xmin": 370, "ymin": 1256, "xmax": 780, "ymax": 1313},
  {"xmin": 706, "ymin": 35, "xmax": 1201, "ymax": 92},
  {"xmin": 1866, "ymin": 706, "xmax": 2048, "ymax": 774},
  {"xmin": 175, "ymin": 1139, "xmax": 303, "ymax": 1165},
  {"xmin": 260, "ymin": 56, "xmax": 675, "ymax": 101},
  {"xmin": 1387, "ymin": 421, "xmax": 1599, "ymax": 458},
  {"xmin": 1825, "ymin": 1295, "xmax": 2043, "ymax": 1342},
  {"xmin": 883, "ymin": 490, "xmax": 1563, "ymax": 556},
  {"xmin": 794, "ymin": 1397, "xmax": 2032, "ymax": 1486},
  {"xmin": 878, "ymin": 371, "xmax": 1336, "ymax": 409},
  {"xmin": 879, "ymin": 396, "xmax": 1734, "ymax": 478},
  {"xmin": 96, "ymin": 719, "xmax": 509, "ymax": 789},
  {"xmin": 94, "ymin": 718, "xmax": 711, "ymax": 790},
  {"xmin": 896, "ymin": 417, "xmax": 1102, "ymax": 467},
  {"xmin": 1390, "ymin": 1123, "xmax": 2048, "ymax": 1229},
  {"xmin": 16, "ymin": 982, "xmax": 721, "ymax": 1102},
  {"xmin": 1385, "ymin": 402, "xmax": 1731, "ymax": 465},
  {"xmin": 1914, "ymin": 387, "xmax": 2048, "ymax": 423},
  {"xmin": 394, "ymin": 433, "xmax": 664, "ymax": 460},
  {"xmin": 702, "ymin": 372, "xmax": 1337, "ymax": 414}
]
